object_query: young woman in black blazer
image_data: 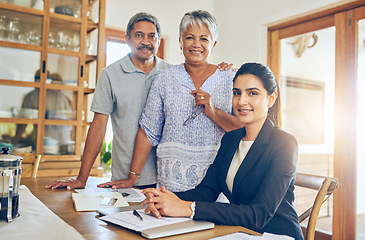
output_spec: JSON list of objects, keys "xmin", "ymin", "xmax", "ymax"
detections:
[{"xmin": 142, "ymin": 63, "xmax": 304, "ymax": 240}]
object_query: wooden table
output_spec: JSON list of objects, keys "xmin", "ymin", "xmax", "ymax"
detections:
[{"xmin": 21, "ymin": 177, "xmax": 260, "ymax": 240}]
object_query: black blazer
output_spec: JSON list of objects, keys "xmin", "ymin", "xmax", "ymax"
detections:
[{"xmin": 176, "ymin": 118, "xmax": 304, "ymax": 240}]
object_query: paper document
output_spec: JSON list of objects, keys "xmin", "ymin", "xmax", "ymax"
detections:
[
  {"xmin": 115, "ymin": 188, "xmax": 146, "ymax": 202},
  {"xmin": 209, "ymin": 232, "xmax": 294, "ymax": 240},
  {"xmin": 72, "ymin": 192, "xmax": 129, "ymax": 211},
  {"xmin": 75, "ymin": 187, "xmax": 146, "ymax": 202},
  {"xmin": 99, "ymin": 210, "xmax": 191, "ymax": 232}
]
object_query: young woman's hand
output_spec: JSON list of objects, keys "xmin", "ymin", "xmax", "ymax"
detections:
[{"xmin": 141, "ymin": 186, "xmax": 193, "ymax": 218}]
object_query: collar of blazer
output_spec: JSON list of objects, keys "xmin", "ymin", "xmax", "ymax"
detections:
[{"xmin": 224, "ymin": 117, "xmax": 276, "ymax": 193}]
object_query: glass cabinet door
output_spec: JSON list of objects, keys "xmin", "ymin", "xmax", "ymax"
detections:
[
  {"xmin": 47, "ymin": 53, "xmax": 79, "ymax": 85},
  {"xmin": 50, "ymin": 0, "xmax": 82, "ymax": 18},
  {"xmin": 0, "ymin": 47, "xmax": 41, "ymax": 81},
  {"xmin": 49, "ymin": 20, "xmax": 80, "ymax": 52},
  {"xmin": 0, "ymin": 123, "xmax": 37, "ymax": 153},
  {"xmin": 0, "ymin": 8, "xmax": 43, "ymax": 45}
]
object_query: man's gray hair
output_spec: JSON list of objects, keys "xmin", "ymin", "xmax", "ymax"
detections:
[
  {"xmin": 179, "ymin": 10, "xmax": 218, "ymax": 42},
  {"xmin": 126, "ymin": 12, "xmax": 161, "ymax": 38}
]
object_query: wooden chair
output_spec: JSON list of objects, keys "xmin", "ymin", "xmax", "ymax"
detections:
[
  {"xmin": 294, "ymin": 173, "xmax": 339, "ymax": 240},
  {"xmin": 17, "ymin": 153, "xmax": 43, "ymax": 178}
]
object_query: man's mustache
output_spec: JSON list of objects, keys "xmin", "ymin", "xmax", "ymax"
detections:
[{"xmin": 137, "ymin": 44, "xmax": 153, "ymax": 50}]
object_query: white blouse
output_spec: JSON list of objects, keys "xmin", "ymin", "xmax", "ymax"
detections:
[{"xmin": 226, "ymin": 140, "xmax": 254, "ymax": 193}]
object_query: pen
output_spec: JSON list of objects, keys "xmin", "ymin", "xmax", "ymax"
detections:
[{"xmin": 133, "ymin": 210, "xmax": 143, "ymax": 221}]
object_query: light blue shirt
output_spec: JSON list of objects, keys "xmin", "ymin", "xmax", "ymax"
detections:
[{"xmin": 140, "ymin": 64, "xmax": 235, "ymax": 191}]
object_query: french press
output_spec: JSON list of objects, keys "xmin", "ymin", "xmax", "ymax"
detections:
[{"xmin": 0, "ymin": 147, "xmax": 22, "ymax": 222}]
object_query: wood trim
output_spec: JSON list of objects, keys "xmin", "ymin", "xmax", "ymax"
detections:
[
  {"xmin": 105, "ymin": 28, "xmax": 126, "ymax": 42},
  {"xmin": 268, "ymin": 0, "xmax": 365, "ymax": 31},
  {"xmin": 0, "ymin": 41, "xmax": 42, "ymax": 51},
  {"xmin": 97, "ymin": 0, "xmax": 106, "ymax": 79},
  {"xmin": 0, "ymin": 118, "xmax": 39, "ymax": 124},
  {"xmin": 355, "ymin": 5, "xmax": 365, "ymax": 20},
  {"xmin": 37, "ymin": 0, "xmax": 51, "ymax": 155},
  {"xmin": 0, "ymin": 2, "xmax": 43, "ymax": 15},
  {"xmin": 332, "ymin": 9, "xmax": 358, "ymax": 240},
  {"xmin": 0, "ymin": 79, "xmax": 41, "ymax": 88},
  {"xmin": 267, "ymin": 30, "xmax": 280, "ymax": 81},
  {"xmin": 267, "ymin": 30, "xmax": 281, "ymax": 126},
  {"xmin": 278, "ymin": 15, "xmax": 334, "ymax": 40}
]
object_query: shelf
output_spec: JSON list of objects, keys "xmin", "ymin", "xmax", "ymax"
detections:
[
  {"xmin": 44, "ymin": 119, "xmax": 78, "ymax": 125},
  {"xmin": 0, "ymin": 2, "xmax": 44, "ymax": 16},
  {"xmin": 87, "ymin": 21, "xmax": 98, "ymax": 33},
  {"xmin": 45, "ymin": 83, "xmax": 80, "ymax": 91},
  {"xmin": 83, "ymin": 121, "xmax": 92, "ymax": 126},
  {"xmin": 0, "ymin": 79, "xmax": 41, "ymax": 87},
  {"xmin": 0, "ymin": 117, "xmax": 39, "ymax": 124},
  {"xmin": 0, "ymin": 40, "xmax": 42, "ymax": 51},
  {"xmin": 84, "ymin": 88, "xmax": 95, "ymax": 94},
  {"xmin": 50, "ymin": 12, "xmax": 82, "ymax": 23},
  {"xmin": 86, "ymin": 54, "xmax": 97, "ymax": 63},
  {"xmin": 48, "ymin": 47, "xmax": 80, "ymax": 56}
]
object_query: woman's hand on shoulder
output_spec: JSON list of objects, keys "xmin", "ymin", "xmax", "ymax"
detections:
[{"xmin": 217, "ymin": 62, "xmax": 237, "ymax": 71}]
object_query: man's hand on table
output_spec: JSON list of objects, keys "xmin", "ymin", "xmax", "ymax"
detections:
[{"xmin": 45, "ymin": 178, "xmax": 86, "ymax": 190}]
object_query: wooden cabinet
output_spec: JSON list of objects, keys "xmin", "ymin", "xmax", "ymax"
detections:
[{"xmin": 0, "ymin": 0, "xmax": 105, "ymax": 177}]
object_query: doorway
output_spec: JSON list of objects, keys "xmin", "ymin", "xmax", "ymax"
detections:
[{"xmin": 267, "ymin": 2, "xmax": 365, "ymax": 239}]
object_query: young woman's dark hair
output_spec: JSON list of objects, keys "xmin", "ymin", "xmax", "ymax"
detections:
[{"xmin": 233, "ymin": 62, "xmax": 280, "ymax": 126}]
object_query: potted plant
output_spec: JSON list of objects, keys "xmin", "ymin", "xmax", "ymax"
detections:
[{"xmin": 100, "ymin": 140, "xmax": 112, "ymax": 176}]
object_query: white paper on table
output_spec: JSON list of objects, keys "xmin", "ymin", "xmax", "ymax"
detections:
[
  {"xmin": 72, "ymin": 192, "xmax": 129, "ymax": 211},
  {"xmin": 74, "ymin": 188, "xmax": 114, "ymax": 194},
  {"xmin": 208, "ymin": 232, "xmax": 294, "ymax": 240},
  {"xmin": 99, "ymin": 210, "xmax": 191, "ymax": 232},
  {"xmin": 115, "ymin": 188, "xmax": 146, "ymax": 202},
  {"xmin": 261, "ymin": 232, "xmax": 294, "ymax": 239},
  {"xmin": 75, "ymin": 187, "xmax": 146, "ymax": 202},
  {"xmin": 209, "ymin": 232, "xmax": 254, "ymax": 240}
]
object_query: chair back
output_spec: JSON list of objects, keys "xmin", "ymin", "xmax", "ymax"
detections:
[
  {"xmin": 294, "ymin": 173, "xmax": 339, "ymax": 240},
  {"xmin": 16, "ymin": 153, "xmax": 43, "ymax": 178}
]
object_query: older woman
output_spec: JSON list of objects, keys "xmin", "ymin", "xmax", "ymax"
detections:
[{"xmin": 99, "ymin": 10, "xmax": 243, "ymax": 191}]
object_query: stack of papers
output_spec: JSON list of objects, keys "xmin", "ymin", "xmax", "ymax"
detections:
[
  {"xmin": 209, "ymin": 232, "xmax": 294, "ymax": 240},
  {"xmin": 74, "ymin": 187, "xmax": 146, "ymax": 202},
  {"xmin": 100, "ymin": 210, "xmax": 191, "ymax": 232},
  {"xmin": 72, "ymin": 191, "xmax": 129, "ymax": 211},
  {"xmin": 99, "ymin": 210, "xmax": 214, "ymax": 239}
]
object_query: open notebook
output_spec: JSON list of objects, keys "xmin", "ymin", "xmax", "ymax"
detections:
[{"xmin": 98, "ymin": 206, "xmax": 214, "ymax": 239}]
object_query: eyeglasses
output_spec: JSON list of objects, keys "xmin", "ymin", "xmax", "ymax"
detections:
[{"xmin": 181, "ymin": 84, "xmax": 204, "ymax": 126}]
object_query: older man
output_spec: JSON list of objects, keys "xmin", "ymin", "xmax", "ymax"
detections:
[{"xmin": 46, "ymin": 12, "xmax": 171, "ymax": 189}]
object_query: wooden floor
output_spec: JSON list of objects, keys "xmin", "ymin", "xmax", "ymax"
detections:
[{"xmin": 311, "ymin": 214, "xmax": 365, "ymax": 239}]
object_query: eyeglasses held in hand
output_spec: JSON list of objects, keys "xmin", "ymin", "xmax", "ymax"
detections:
[{"xmin": 181, "ymin": 84, "xmax": 204, "ymax": 126}]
